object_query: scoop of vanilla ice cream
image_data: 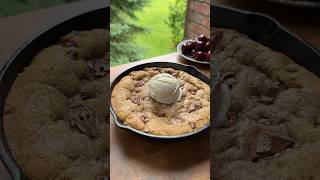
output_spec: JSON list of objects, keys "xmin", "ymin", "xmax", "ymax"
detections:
[{"xmin": 149, "ymin": 73, "xmax": 182, "ymax": 104}]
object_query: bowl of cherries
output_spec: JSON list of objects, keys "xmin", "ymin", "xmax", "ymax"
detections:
[{"xmin": 177, "ymin": 34, "xmax": 210, "ymax": 64}]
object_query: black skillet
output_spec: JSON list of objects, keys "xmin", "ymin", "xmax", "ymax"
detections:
[
  {"xmin": 110, "ymin": 62, "xmax": 212, "ymax": 139},
  {"xmin": 0, "ymin": 6, "xmax": 109, "ymax": 180},
  {"xmin": 211, "ymin": 4, "xmax": 320, "ymax": 76}
]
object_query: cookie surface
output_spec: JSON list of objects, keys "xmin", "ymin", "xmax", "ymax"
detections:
[
  {"xmin": 111, "ymin": 67, "xmax": 210, "ymax": 136},
  {"xmin": 4, "ymin": 29, "xmax": 109, "ymax": 180},
  {"xmin": 211, "ymin": 28, "xmax": 320, "ymax": 180}
]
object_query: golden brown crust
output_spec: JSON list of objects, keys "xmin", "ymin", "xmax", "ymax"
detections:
[{"xmin": 111, "ymin": 67, "xmax": 210, "ymax": 136}]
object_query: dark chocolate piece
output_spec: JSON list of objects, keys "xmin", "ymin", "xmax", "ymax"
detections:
[
  {"xmin": 69, "ymin": 95, "xmax": 104, "ymax": 138},
  {"xmin": 250, "ymin": 130, "xmax": 295, "ymax": 161},
  {"xmin": 131, "ymin": 95, "xmax": 141, "ymax": 105}
]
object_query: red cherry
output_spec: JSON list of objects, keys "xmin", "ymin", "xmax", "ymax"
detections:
[
  {"xmin": 196, "ymin": 34, "xmax": 208, "ymax": 42},
  {"xmin": 187, "ymin": 39, "xmax": 196, "ymax": 49},
  {"xmin": 195, "ymin": 40, "xmax": 205, "ymax": 51},
  {"xmin": 194, "ymin": 51, "xmax": 205, "ymax": 61},
  {"xmin": 181, "ymin": 42, "xmax": 192, "ymax": 54}
]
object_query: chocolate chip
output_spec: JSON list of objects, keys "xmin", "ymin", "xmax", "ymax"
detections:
[
  {"xmin": 249, "ymin": 130, "xmax": 295, "ymax": 161},
  {"xmin": 131, "ymin": 95, "xmax": 141, "ymax": 105}
]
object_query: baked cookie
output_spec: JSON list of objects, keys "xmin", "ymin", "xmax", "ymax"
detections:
[
  {"xmin": 211, "ymin": 28, "xmax": 320, "ymax": 180},
  {"xmin": 111, "ymin": 67, "xmax": 210, "ymax": 136},
  {"xmin": 4, "ymin": 29, "xmax": 109, "ymax": 180}
]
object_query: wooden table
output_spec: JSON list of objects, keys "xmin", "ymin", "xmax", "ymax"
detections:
[
  {"xmin": 110, "ymin": 53, "xmax": 210, "ymax": 180},
  {"xmin": 215, "ymin": 0, "xmax": 320, "ymax": 48}
]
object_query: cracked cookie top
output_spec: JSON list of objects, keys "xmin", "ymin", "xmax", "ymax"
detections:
[
  {"xmin": 111, "ymin": 67, "xmax": 210, "ymax": 136},
  {"xmin": 211, "ymin": 28, "xmax": 320, "ymax": 180}
]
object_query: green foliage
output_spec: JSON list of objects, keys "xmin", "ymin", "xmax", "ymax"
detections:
[
  {"xmin": 0, "ymin": 0, "xmax": 78, "ymax": 16},
  {"xmin": 110, "ymin": 0, "xmax": 149, "ymax": 66},
  {"xmin": 166, "ymin": 0, "xmax": 187, "ymax": 46},
  {"xmin": 130, "ymin": 0, "xmax": 178, "ymax": 60}
]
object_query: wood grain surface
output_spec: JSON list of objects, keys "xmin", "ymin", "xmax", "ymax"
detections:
[{"xmin": 110, "ymin": 53, "xmax": 210, "ymax": 180}]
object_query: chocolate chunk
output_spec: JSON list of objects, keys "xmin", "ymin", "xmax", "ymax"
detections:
[
  {"xmin": 131, "ymin": 95, "xmax": 141, "ymax": 105},
  {"xmin": 250, "ymin": 130, "xmax": 295, "ymax": 161},
  {"xmin": 87, "ymin": 58, "xmax": 108, "ymax": 78},
  {"xmin": 69, "ymin": 104, "xmax": 104, "ymax": 138}
]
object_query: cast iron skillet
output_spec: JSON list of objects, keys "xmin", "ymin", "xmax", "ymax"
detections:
[
  {"xmin": 110, "ymin": 62, "xmax": 212, "ymax": 139},
  {"xmin": 0, "ymin": 6, "xmax": 109, "ymax": 180},
  {"xmin": 211, "ymin": 4, "xmax": 320, "ymax": 77}
]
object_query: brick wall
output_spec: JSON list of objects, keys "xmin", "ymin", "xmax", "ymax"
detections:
[{"xmin": 184, "ymin": 0, "xmax": 210, "ymax": 39}]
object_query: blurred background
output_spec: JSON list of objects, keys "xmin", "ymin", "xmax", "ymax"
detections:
[
  {"xmin": 110, "ymin": 0, "xmax": 210, "ymax": 66},
  {"xmin": 0, "ymin": 0, "xmax": 80, "ymax": 16},
  {"xmin": 110, "ymin": 0, "xmax": 187, "ymax": 66}
]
